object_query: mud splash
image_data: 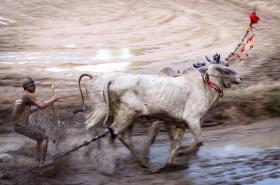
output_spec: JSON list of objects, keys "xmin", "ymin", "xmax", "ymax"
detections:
[
  {"xmin": 1, "ymin": 119, "xmax": 279, "ymax": 185},
  {"xmin": 1, "ymin": 0, "xmax": 280, "ymax": 185}
]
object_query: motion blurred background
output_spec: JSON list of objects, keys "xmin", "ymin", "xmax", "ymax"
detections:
[{"xmin": 0, "ymin": 1, "xmax": 279, "ymax": 185}]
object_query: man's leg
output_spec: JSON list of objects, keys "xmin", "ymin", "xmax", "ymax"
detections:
[
  {"xmin": 27, "ymin": 126, "xmax": 49, "ymax": 166},
  {"xmin": 36, "ymin": 141, "xmax": 41, "ymax": 166},
  {"xmin": 39, "ymin": 138, "xmax": 49, "ymax": 165},
  {"xmin": 15, "ymin": 126, "xmax": 50, "ymax": 166}
]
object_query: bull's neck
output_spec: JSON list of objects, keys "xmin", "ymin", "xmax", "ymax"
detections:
[{"xmin": 205, "ymin": 72, "xmax": 223, "ymax": 107}]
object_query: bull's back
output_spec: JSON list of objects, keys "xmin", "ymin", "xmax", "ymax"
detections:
[{"xmin": 109, "ymin": 74, "xmax": 193, "ymax": 117}]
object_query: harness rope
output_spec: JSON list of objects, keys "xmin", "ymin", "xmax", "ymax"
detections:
[
  {"xmin": 203, "ymin": 73, "xmax": 224, "ymax": 97},
  {"xmin": 51, "ymin": 83, "xmax": 64, "ymax": 153},
  {"xmin": 51, "ymin": 128, "xmax": 111, "ymax": 161},
  {"xmin": 54, "ymin": 90, "xmax": 104, "ymax": 101}
]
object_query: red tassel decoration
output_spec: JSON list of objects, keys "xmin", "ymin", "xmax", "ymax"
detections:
[
  {"xmin": 225, "ymin": 11, "xmax": 260, "ymax": 63},
  {"xmin": 240, "ymin": 47, "xmax": 245, "ymax": 53},
  {"xmin": 250, "ymin": 12, "xmax": 260, "ymax": 27},
  {"xmin": 207, "ymin": 80, "xmax": 215, "ymax": 91}
]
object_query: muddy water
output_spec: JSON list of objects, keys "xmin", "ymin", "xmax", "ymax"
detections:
[
  {"xmin": 60, "ymin": 120, "xmax": 279, "ymax": 185},
  {"xmin": 1, "ymin": 0, "xmax": 280, "ymax": 185},
  {"xmin": 2, "ymin": 119, "xmax": 278, "ymax": 185}
]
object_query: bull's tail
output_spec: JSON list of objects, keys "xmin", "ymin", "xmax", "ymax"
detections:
[
  {"xmin": 102, "ymin": 80, "xmax": 112, "ymax": 127},
  {"xmin": 73, "ymin": 73, "xmax": 93, "ymax": 114}
]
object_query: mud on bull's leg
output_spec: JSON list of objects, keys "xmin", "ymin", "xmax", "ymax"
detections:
[
  {"xmin": 110, "ymin": 108, "xmax": 148, "ymax": 168},
  {"xmin": 142, "ymin": 120, "xmax": 161, "ymax": 165},
  {"xmin": 164, "ymin": 123, "xmax": 174, "ymax": 143},
  {"xmin": 115, "ymin": 125, "xmax": 147, "ymax": 165},
  {"xmin": 120, "ymin": 125, "xmax": 138, "ymax": 160},
  {"xmin": 84, "ymin": 109, "xmax": 108, "ymax": 155},
  {"xmin": 117, "ymin": 131, "xmax": 149, "ymax": 168},
  {"xmin": 179, "ymin": 119, "xmax": 203, "ymax": 155},
  {"xmin": 85, "ymin": 127, "xmax": 101, "ymax": 156},
  {"xmin": 142, "ymin": 121, "xmax": 175, "ymax": 164},
  {"xmin": 165, "ymin": 123, "xmax": 186, "ymax": 166}
]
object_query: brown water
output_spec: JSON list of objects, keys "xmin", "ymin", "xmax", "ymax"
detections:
[
  {"xmin": 1, "ymin": 119, "xmax": 279, "ymax": 185},
  {"xmin": 1, "ymin": 0, "xmax": 280, "ymax": 185}
]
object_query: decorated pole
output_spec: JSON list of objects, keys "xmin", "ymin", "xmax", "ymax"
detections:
[
  {"xmin": 225, "ymin": 10, "xmax": 260, "ymax": 62},
  {"xmin": 51, "ymin": 83, "xmax": 61, "ymax": 127}
]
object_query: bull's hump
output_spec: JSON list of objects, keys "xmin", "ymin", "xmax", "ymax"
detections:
[{"xmin": 182, "ymin": 67, "xmax": 197, "ymax": 75}]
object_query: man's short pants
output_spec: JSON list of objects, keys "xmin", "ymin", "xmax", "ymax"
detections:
[{"xmin": 15, "ymin": 125, "xmax": 49, "ymax": 142}]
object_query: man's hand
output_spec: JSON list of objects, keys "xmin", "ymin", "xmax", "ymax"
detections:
[{"xmin": 51, "ymin": 95, "xmax": 60, "ymax": 103}]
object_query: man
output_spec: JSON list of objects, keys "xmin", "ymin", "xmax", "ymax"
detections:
[{"xmin": 13, "ymin": 76, "xmax": 60, "ymax": 167}]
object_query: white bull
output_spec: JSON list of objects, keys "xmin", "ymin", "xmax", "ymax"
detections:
[
  {"xmin": 79, "ymin": 64, "xmax": 241, "ymax": 169},
  {"xmin": 78, "ymin": 67, "xmax": 178, "ymax": 166}
]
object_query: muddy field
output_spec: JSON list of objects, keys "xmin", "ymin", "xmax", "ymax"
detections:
[
  {"xmin": 1, "ymin": 118, "xmax": 279, "ymax": 185},
  {"xmin": 0, "ymin": 0, "xmax": 280, "ymax": 185}
]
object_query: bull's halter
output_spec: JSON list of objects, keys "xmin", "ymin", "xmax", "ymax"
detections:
[{"xmin": 202, "ymin": 73, "xmax": 224, "ymax": 97}]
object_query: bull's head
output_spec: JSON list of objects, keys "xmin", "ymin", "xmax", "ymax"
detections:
[{"xmin": 209, "ymin": 64, "xmax": 241, "ymax": 88}]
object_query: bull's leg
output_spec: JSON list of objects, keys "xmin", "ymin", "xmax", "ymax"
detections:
[
  {"xmin": 164, "ymin": 123, "xmax": 174, "ymax": 142},
  {"xmin": 180, "ymin": 119, "xmax": 203, "ymax": 155},
  {"xmin": 110, "ymin": 108, "xmax": 148, "ymax": 168},
  {"xmin": 118, "ymin": 133, "xmax": 149, "ymax": 168},
  {"xmin": 85, "ymin": 127, "xmax": 101, "ymax": 156},
  {"xmin": 84, "ymin": 108, "xmax": 108, "ymax": 155},
  {"xmin": 120, "ymin": 125, "xmax": 139, "ymax": 160},
  {"xmin": 165, "ymin": 124, "xmax": 186, "ymax": 166},
  {"xmin": 142, "ymin": 120, "xmax": 161, "ymax": 164},
  {"xmin": 85, "ymin": 108, "xmax": 106, "ymax": 129}
]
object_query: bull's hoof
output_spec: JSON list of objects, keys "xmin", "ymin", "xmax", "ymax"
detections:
[
  {"xmin": 144, "ymin": 166, "xmax": 163, "ymax": 174},
  {"xmin": 177, "ymin": 144, "xmax": 201, "ymax": 156},
  {"xmin": 177, "ymin": 149, "xmax": 194, "ymax": 156},
  {"xmin": 145, "ymin": 163, "xmax": 188, "ymax": 174},
  {"xmin": 161, "ymin": 163, "xmax": 188, "ymax": 172},
  {"xmin": 138, "ymin": 160, "xmax": 149, "ymax": 169},
  {"xmin": 142, "ymin": 157, "xmax": 150, "ymax": 167}
]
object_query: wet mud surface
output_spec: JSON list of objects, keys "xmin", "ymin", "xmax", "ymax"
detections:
[
  {"xmin": 0, "ymin": 119, "xmax": 279, "ymax": 185},
  {"xmin": 0, "ymin": 0, "xmax": 280, "ymax": 185}
]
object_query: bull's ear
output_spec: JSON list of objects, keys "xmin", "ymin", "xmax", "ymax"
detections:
[{"xmin": 206, "ymin": 56, "xmax": 211, "ymax": 63}]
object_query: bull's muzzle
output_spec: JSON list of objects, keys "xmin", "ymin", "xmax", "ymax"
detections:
[{"xmin": 233, "ymin": 75, "xmax": 241, "ymax": 84}]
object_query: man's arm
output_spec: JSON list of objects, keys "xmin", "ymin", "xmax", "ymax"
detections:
[{"xmin": 34, "ymin": 96, "xmax": 60, "ymax": 109}]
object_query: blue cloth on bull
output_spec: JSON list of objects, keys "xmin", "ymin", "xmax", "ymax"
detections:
[
  {"xmin": 193, "ymin": 53, "xmax": 226, "ymax": 74},
  {"xmin": 193, "ymin": 62, "xmax": 206, "ymax": 68}
]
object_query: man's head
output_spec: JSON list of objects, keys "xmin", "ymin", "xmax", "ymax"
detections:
[{"xmin": 22, "ymin": 76, "xmax": 36, "ymax": 93}]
